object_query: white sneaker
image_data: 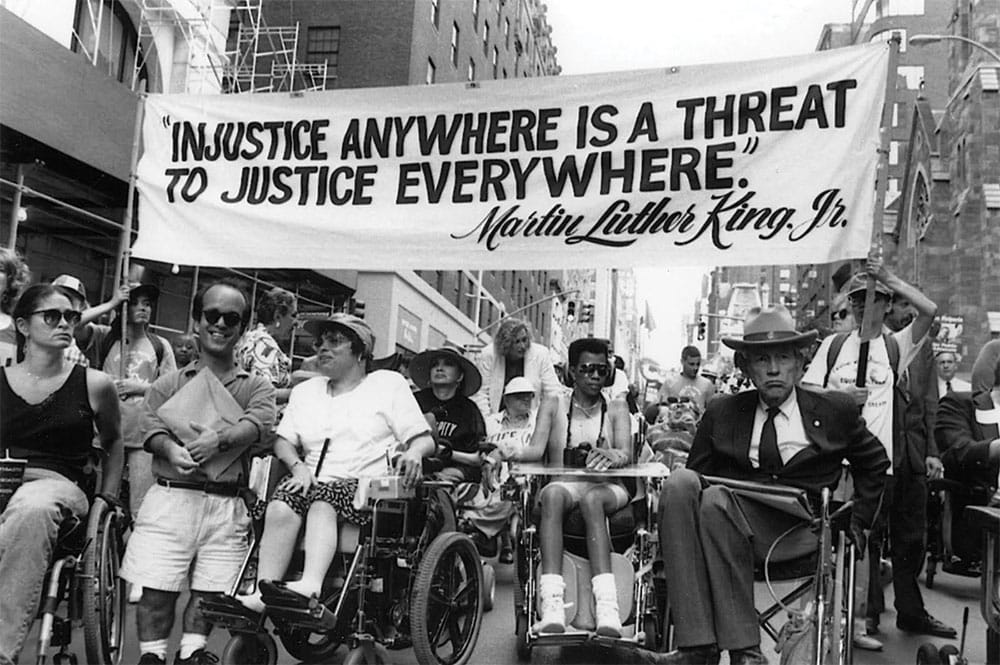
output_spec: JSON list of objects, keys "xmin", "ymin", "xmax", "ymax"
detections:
[
  {"xmin": 594, "ymin": 601, "xmax": 622, "ymax": 638},
  {"xmin": 532, "ymin": 590, "xmax": 565, "ymax": 633}
]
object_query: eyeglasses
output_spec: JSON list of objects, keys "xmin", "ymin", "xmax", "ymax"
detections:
[
  {"xmin": 314, "ymin": 331, "xmax": 352, "ymax": 350},
  {"xmin": 576, "ymin": 363, "xmax": 610, "ymax": 377},
  {"xmin": 832, "ymin": 308, "xmax": 850, "ymax": 321},
  {"xmin": 201, "ymin": 309, "xmax": 243, "ymax": 327},
  {"xmin": 664, "ymin": 396, "xmax": 692, "ymax": 405},
  {"xmin": 32, "ymin": 309, "xmax": 82, "ymax": 327}
]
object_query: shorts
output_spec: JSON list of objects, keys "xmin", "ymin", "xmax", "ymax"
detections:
[
  {"xmin": 542, "ymin": 479, "xmax": 630, "ymax": 510},
  {"xmin": 270, "ymin": 477, "xmax": 370, "ymax": 526},
  {"xmin": 120, "ymin": 484, "xmax": 250, "ymax": 593}
]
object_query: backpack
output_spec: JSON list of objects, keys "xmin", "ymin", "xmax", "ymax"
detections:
[
  {"xmin": 99, "ymin": 330, "xmax": 165, "ymax": 370},
  {"xmin": 822, "ymin": 332, "xmax": 899, "ymax": 388}
]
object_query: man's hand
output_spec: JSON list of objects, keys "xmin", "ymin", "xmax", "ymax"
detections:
[
  {"xmin": 164, "ymin": 441, "xmax": 199, "ymax": 475},
  {"xmin": 848, "ymin": 519, "xmax": 867, "ymax": 561},
  {"xmin": 186, "ymin": 422, "xmax": 221, "ymax": 465},
  {"xmin": 283, "ymin": 460, "xmax": 315, "ymax": 496},
  {"xmin": 925, "ymin": 456, "xmax": 944, "ymax": 480},
  {"xmin": 845, "ymin": 385, "xmax": 869, "ymax": 407},
  {"xmin": 114, "ymin": 378, "xmax": 147, "ymax": 399},
  {"xmin": 394, "ymin": 449, "xmax": 424, "ymax": 488}
]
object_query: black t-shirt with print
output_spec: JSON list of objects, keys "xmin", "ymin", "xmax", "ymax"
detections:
[{"xmin": 416, "ymin": 388, "xmax": 486, "ymax": 480}]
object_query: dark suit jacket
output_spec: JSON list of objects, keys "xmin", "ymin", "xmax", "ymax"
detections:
[
  {"xmin": 897, "ymin": 337, "xmax": 940, "ymax": 474},
  {"xmin": 935, "ymin": 390, "xmax": 999, "ymax": 489},
  {"xmin": 688, "ymin": 387, "xmax": 890, "ymax": 528}
]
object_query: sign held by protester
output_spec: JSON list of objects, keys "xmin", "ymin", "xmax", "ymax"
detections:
[{"xmin": 133, "ymin": 43, "xmax": 889, "ymax": 269}]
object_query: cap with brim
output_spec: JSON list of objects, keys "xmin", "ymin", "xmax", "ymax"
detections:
[
  {"xmin": 503, "ymin": 376, "xmax": 535, "ymax": 396},
  {"xmin": 51, "ymin": 274, "xmax": 87, "ymax": 304},
  {"xmin": 129, "ymin": 283, "xmax": 160, "ymax": 302},
  {"xmin": 303, "ymin": 313, "xmax": 374, "ymax": 356},
  {"xmin": 721, "ymin": 305, "xmax": 818, "ymax": 351},
  {"xmin": 410, "ymin": 347, "xmax": 482, "ymax": 397},
  {"xmin": 845, "ymin": 272, "xmax": 893, "ymax": 298}
]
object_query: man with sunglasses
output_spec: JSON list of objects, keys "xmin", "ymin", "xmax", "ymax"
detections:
[
  {"xmin": 802, "ymin": 256, "xmax": 953, "ymax": 641},
  {"xmin": 120, "ymin": 279, "xmax": 276, "ymax": 665}
]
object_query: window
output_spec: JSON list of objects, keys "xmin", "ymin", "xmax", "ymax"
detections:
[
  {"xmin": 897, "ymin": 65, "xmax": 924, "ymax": 90},
  {"xmin": 492, "ymin": 46, "xmax": 498, "ymax": 78},
  {"xmin": 426, "ymin": 57, "xmax": 436, "ymax": 84},
  {"xmin": 72, "ymin": 0, "xmax": 142, "ymax": 85},
  {"xmin": 877, "ymin": 0, "xmax": 925, "ymax": 17},
  {"xmin": 502, "ymin": 68, "xmax": 507, "ymax": 79},
  {"xmin": 889, "ymin": 140, "xmax": 900, "ymax": 165},
  {"xmin": 504, "ymin": 17, "xmax": 511, "ymax": 47},
  {"xmin": 305, "ymin": 26, "xmax": 340, "ymax": 79},
  {"xmin": 483, "ymin": 21, "xmax": 489, "ymax": 55},
  {"xmin": 886, "ymin": 177, "xmax": 900, "ymax": 203},
  {"xmin": 468, "ymin": 58, "xmax": 476, "ymax": 81},
  {"xmin": 451, "ymin": 22, "xmax": 460, "ymax": 66},
  {"xmin": 430, "ymin": 0, "xmax": 439, "ymax": 28},
  {"xmin": 779, "ymin": 269, "xmax": 791, "ymax": 279},
  {"xmin": 472, "ymin": 0, "xmax": 479, "ymax": 24},
  {"xmin": 892, "ymin": 102, "xmax": 901, "ymax": 127}
]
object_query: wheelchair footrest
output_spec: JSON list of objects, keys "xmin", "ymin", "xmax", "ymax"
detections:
[
  {"xmin": 198, "ymin": 594, "xmax": 265, "ymax": 633},
  {"xmin": 259, "ymin": 581, "xmax": 337, "ymax": 632}
]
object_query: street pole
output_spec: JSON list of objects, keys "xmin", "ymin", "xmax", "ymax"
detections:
[
  {"xmin": 909, "ymin": 34, "xmax": 1000, "ymax": 63},
  {"xmin": 470, "ymin": 288, "xmax": 579, "ymax": 345}
]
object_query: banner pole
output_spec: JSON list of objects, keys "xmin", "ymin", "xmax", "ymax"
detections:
[
  {"xmin": 857, "ymin": 36, "xmax": 900, "ymax": 382},
  {"xmin": 116, "ymin": 91, "xmax": 147, "ymax": 380}
]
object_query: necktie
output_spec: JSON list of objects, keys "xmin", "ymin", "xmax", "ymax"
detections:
[
  {"xmin": 946, "ymin": 380, "xmax": 953, "ymax": 393},
  {"xmin": 759, "ymin": 407, "xmax": 782, "ymax": 474}
]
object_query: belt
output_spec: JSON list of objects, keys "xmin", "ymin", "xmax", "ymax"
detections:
[{"xmin": 156, "ymin": 478, "xmax": 244, "ymax": 497}]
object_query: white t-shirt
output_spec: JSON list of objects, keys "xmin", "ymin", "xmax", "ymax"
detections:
[
  {"xmin": 276, "ymin": 370, "xmax": 430, "ymax": 482},
  {"xmin": 802, "ymin": 325, "xmax": 923, "ymax": 463}
]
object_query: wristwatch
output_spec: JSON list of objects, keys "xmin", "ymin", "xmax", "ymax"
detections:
[{"xmin": 217, "ymin": 435, "xmax": 231, "ymax": 453}]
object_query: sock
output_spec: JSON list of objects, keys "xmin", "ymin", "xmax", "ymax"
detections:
[
  {"xmin": 138, "ymin": 639, "xmax": 168, "ymax": 660},
  {"xmin": 539, "ymin": 573, "xmax": 564, "ymax": 591},
  {"xmin": 179, "ymin": 633, "xmax": 207, "ymax": 659},
  {"xmin": 591, "ymin": 572, "xmax": 617, "ymax": 601}
]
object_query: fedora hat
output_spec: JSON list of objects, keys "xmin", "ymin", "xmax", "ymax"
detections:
[
  {"xmin": 721, "ymin": 305, "xmax": 818, "ymax": 351},
  {"xmin": 410, "ymin": 347, "xmax": 482, "ymax": 396}
]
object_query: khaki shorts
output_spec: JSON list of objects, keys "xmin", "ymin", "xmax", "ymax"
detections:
[{"xmin": 120, "ymin": 484, "xmax": 250, "ymax": 593}]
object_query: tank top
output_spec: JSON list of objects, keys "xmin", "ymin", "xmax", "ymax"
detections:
[{"xmin": 0, "ymin": 365, "xmax": 95, "ymax": 487}]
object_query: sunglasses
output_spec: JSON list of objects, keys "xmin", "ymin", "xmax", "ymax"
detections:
[
  {"xmin": 576, "ymin": 363, "xmax": 610, "ymax": 377},
  {"xmin": 832, "ymin": 308, "xmax": 850, "ymax": 321},
  {"xmin": 664, "ymin": 396, "xmax": 692, "ymax": 404},
  {"xmin": 33, "ymin": 308, "xmax": 82, "ymax": 327},
  {"xmin": 314, "ymin": 331, "xmax": 353, "ymax": 350},
  {"xmin": 201, "ymin": 308, "xmax": 244, "ymax": 327}
]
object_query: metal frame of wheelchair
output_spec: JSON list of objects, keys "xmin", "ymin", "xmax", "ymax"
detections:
[
  {"xmin": 202, "ymin": 470, "xmax": 485, "ymax": 665},
  {"xmin": 925, "ymin": 478, "xmax": 987, "ymax": 589},
  {"xmin": 508, "ymin": 464, "xmax": 666, "ymax": 662},
  {"xmin": 33, "ymin": 495, "xmax": 127, "ymax": 665}
]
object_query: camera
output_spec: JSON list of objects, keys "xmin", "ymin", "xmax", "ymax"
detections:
[{"xmin": 563, "ymin": 443, "xmax": 592, "ymax": 468}]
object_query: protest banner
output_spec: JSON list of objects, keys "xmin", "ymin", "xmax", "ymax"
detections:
[{"xmin": 132, "ymin": 43, "xmax": 889, "ymax": 270}]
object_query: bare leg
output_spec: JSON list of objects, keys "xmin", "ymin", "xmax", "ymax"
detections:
[
  {"xmin": 237, "ymin": 500, "xmax": 301, "ymax": 612},
  {"xmin": 285, "ymin": 502, "xmax": 339, "ymax": 597},
  {"xmin": 137, "ymin": 588, "xmax": 178, "ymax": 641},
  {"xmin": 183, "ymin": 591, "xmax": 214, "ymax": 635},
  {"xmin": 578, "ymin": 485, "xmax": 621, "ymax": 575},
  {"xmin": 538, "ymin": 485, "xmax": 573, "ymax": 574}
]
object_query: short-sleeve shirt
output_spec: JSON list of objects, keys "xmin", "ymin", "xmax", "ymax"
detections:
[
  {"xmin": 276, "ymin": 370, "xmax": 430, "ymax": 482},
  {"xmin": 237, "ymin": 325, "xmax": 291, "ymax": 389},
  {"xmin": 802, "ymin": 324, "xmax": 923, "ymax": 461},
  {"xmin": 485, "ymin": 409, "xmax": 536, "ymax": 459},
  {"xmin": 103, "ymin": 334, "xmax": 176, "ymax": 449}
]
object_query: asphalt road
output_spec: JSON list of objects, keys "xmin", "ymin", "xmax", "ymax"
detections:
[{"xmin": 21, "ymin": 552, "xmax": 988, "ymax": 665}]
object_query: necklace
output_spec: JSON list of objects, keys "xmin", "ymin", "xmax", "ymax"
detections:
[{"xmin": 571, "ymin": 398, "xmax": 601, "ymax": 416}]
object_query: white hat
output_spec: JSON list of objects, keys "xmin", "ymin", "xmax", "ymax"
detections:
[{"xmin": 503, "ymin": 377, "xmax": 535, "ymax": 396}]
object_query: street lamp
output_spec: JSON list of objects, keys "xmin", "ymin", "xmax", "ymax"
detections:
[{"xmin": 908, "ymin": 34, "xmax": 1000, "ymax": 63}]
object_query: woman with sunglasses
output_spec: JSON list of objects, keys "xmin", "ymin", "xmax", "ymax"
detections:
[
  {"xmin": 236, "ymin": 287, "xmax": 298, "ymax": 405},
  {"xmin": 0, "ymin": 284, "xmax": 123, "ymax": 663}
]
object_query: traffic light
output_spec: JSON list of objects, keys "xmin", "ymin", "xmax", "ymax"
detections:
[
  {"xmin": 579, "ymin": 303, "xmax": 594, "ymax": 323},
  {"xmin": 566, "ymin": 300, "xmax": 576, "ymax": 321},
  {"xmin": 350, "ymin": 297, "xmax": 366, "ymax": 318},
  {"xmin": 697, "ymin": 319, "xmax": 706, "ymax": 341}
]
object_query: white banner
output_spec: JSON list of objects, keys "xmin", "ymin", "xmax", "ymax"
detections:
[{"xmin": 133, "ymin": 43, "xmax": 889, "ymax": 270}]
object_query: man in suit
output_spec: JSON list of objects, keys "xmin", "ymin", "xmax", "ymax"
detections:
[{"xmin": 647, "ymin": 306, "xmax": 890, "ymax": 665}]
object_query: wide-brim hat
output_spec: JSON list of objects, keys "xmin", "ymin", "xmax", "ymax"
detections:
[
  {"xmin": 721, "ymin": 305, "xmax": 818, "ymax": 351},
  {"xmin": 303, "ymin": 313, "xmax": 375, "ymax": 356},
  {"xmin": 845, "ymin": 272, "xmax": 893, "ymax": 298},
  {"xmin": 410, "ymin": 347, "xmax": 482, "ymax": 396}
]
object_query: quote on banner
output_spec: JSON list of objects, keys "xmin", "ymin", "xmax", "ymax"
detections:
[{"xmin": 133, "ymin": 42, "xmax": 889, "ymax": 270}]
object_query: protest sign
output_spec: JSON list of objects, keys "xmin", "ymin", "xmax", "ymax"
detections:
[{"xmin": 132, "ymin": 43, "xmax": 889, "ymax": 269}]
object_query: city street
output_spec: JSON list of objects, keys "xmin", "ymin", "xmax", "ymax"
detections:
[{"xmin": 22, "ymin": 554, "xmax": 988, "ymax": 664}]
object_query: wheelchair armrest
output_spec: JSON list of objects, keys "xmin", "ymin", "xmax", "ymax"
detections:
[{"xmin": 966, "ymin": 505, "xmax": 1000, "ymax": 533}]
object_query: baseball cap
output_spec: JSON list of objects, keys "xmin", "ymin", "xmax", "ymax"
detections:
[
  {"xmin": 51, "ymin": 274, "xmax": 87, "ymax": 304},
  {"xmin": 503, "ymin": 376, "xmax": 536, "ymax": 396},
  {"xmin": 304, "ymin": 313, "xmax": 374, "ymax": 356},
  {"xmin": 845, "ymin": 272, "xmax": 892, "ymax": 298}
]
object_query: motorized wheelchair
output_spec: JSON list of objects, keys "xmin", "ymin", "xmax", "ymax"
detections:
[
  {"xmin": 507, "ymin": 459, "xmax": 669, "ymax": 661},
  {"xmin": 21, "ymin": 470, "xmax": 129, "ymax": 665},
  {"xmin": 200, "ymin": 457, "xmax": 485, "ymax": 665}
]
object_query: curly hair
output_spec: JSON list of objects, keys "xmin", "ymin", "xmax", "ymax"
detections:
[
  {"xmin": 493, "ymin": 317, "xmax": 533, "ymax": 357},
  {"xmin": 255, "ymin": 287, "xmax": 296, "ymax": 325},
  {"xmin": 0, "ymin": 248, "xmax": 31, "ymax": 315}
]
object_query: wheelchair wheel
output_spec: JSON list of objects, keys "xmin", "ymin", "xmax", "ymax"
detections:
[
  {"xmin": 220, "ymin": 632, "xmax": 277, "ymax": 665},
  {"xmin": 642, "ymin": 615, "xmax": 662, "ymax": 652},
  {"xmin": 482, "ymin": 563, "xmax": 496, "ymax": 612},
  {"xmin": 81, "ymin": 497, "xmax": 126, "ymax": 665},
  {"xmin": 916, "ymin": 642, "xmax": 940, "ymax": 665},
  {"xmin": 277, "ymin": 628, "xmax": 342, "ymax": 662},
  {"xmin": 411, "ymin": 532, "xmax": 484, "ymax": 665},
  {"xmin": 937, "ymin": 644, "xmax": 959, "ymax": 664},
  {"xmin": 514, "ymin": 611, "xmax": 531, "ymax": 663}
]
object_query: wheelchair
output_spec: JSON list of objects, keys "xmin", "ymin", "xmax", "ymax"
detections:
[
  {"xmin": 507, "ymin": 460, "xmax": 668, "ymax": 661},
  {"xmin": 200, "ymin": 458, "xmax": 485, "ymax": 665},
  {"xmin": 925, "ymin": 477, "xmax": 989, "ymax": 588},
  {"xmin": 32, "ymin": 494, "xmax": 128, "ymax": 665}
]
